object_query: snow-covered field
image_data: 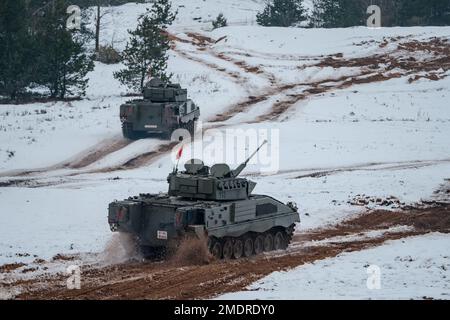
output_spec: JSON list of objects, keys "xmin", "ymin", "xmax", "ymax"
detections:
[
  {"xmin": 219, "ymin": 233, "xmax": 450, "ymax": 300},
  {"xmin": 1, "ymin": 1, "xmax": 449, "ymax": 300}
]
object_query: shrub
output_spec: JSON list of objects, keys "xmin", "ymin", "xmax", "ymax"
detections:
[
  {"xmin": 212, "ymin": 13, "xmax": 228, "ymax": 29},
  {"xmin": 96, "ymin": 45, "xmax": 122, "ymax": 64}
]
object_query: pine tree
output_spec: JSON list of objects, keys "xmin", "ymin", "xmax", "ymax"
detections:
[
  {"xmin": 114, "ymin": 0, "xmax": 176, "ymax": 92},
  {"xmin": 398, "ymin": 0, "xmax": 450, "ymax": 26},
  {"xmin": 429, "ymin": 0, "xmax": 450, "ymax": 25},
  {"xmin": 212, "ymin": 13, "xmax": 228, "ymax": 29},
  {"xmin": 33, "ymin": 0, "xmax": 94, "ymax": 99},
  {"xmin": 0, "ymin": 0, "xmax": 35, "ymax": 100},
  {"xmin": 310, "ymin": 0, "xmax": 367, "ymax": 28},
  {"xmin": 310, "ymin": 0, "xmax": 340, "ymax": 27},
  {"xmin": 256, "ymin": 0, "xmax": 307, "ymax": 27}
]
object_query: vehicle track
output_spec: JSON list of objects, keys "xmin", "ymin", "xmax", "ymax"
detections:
[
  {"xmin": 0, "ymin": 32, "xmax": 273, "ymax": 181},
  {"xmin": 180, "ymin": 34, "xmax": 450, "ymax": 123},
  {"xmin": 2, "ymin": 36, "xmax": 449, "ymax": 183},
  {"xmin": 0, "ymin": 137, "xmax": 133, "ymax": 178},
  {"xmin": 11, "ymin": 203, "xmax": 449, "ymax": 300}
]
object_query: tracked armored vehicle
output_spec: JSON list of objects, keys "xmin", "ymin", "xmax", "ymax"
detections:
[
  {"xmin": 108, "ymin": 141, "xmax": 299, "ymax": 259},
  {"xmin": 120, "ymin": 78, "xmax": 200, "ymax": 140}
]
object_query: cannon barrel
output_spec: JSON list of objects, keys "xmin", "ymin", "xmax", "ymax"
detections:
[{"xmin": 231, "ymin": 140, "xmax": 268, "ymax": 177}]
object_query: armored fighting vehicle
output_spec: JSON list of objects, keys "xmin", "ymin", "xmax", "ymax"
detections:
[
  {"xmin": 108, "ymin": 141, "xmax": 299, "ymax": 259},
  {"xmin": 119, "ymin": 78, "xmax": 200, "ymax": 140}
]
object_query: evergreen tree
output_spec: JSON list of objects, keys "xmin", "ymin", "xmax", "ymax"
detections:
[
  {"xmin": 212, "ymin": 13, "xmax": 228, "ymax": 29},
  {"xmin": 33, "ymin": 0, "xmax": 94, "ymax": 99},
  {"xmin": 114, "ymin": 0, "xmax": 176, "ymax": 92},
  {"xmin": 256, "ymin": 0, "xmax": 307, "ymax": 27},
  {"xmin": 398, "ymin": 0, "xmax": 450, "ymax": 26},
  {"xmin": 0, "ymin": 0, "xmax": 35, "ymax": 100},
  {"xmin": 310, "ymin": 0, "xmax": 368, "ymax": 28},
  {"xmin": 310, "ymin": 0, "xmax": 340, "ymax": 27},
  {"xmin": 310, "ymin": 0, "xmax": 450, "ymax": 28}
]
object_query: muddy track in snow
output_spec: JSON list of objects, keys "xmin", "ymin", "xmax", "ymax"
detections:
[
  {"xmin": 0, "ymin": 137, "xmax": 134, "ymax": 178},
  {"xmin": 169, "ymin": 33, "xmax": 262, "ymax": 90},
  {"xmin": 0, "ymin": 33, "xmax": 273, "ymax": 181},
  {"xmin": 180, "ymin": 34, "xmax": 450, "ymax": 123},
  {"xmin": 2, "ymin": 36, "xmax": 449, "ymax": 182},
  {"xmin": 290, "ymin": 158, "xmax": 450, "ymax": 179},
  {"xmin": 9, "ymin": 203, "xmax": 449, "ymax": 300},
  {"xmin": 254, "ymin": 38, "xmax": 450, "ymax": 122}
]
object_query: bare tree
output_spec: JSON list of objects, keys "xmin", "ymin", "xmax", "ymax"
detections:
[{"xmin": 95, "ymin": 1, "xmax": 111, "ymax": 53}]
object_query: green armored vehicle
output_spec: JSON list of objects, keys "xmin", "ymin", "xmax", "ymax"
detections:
[
  {"xmin": 120, "ymin": 78, "xmax": 200, "ymax": 139},
  {"xmin": 108, "ymin": 141, "xmax": 299, "ymax": 259}
]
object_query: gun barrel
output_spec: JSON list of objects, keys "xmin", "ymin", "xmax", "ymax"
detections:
[
  {"xmin": 232, "ymin": 140, "xmax": 268, "ymax": 177},
  {"xmin": 245, "ymin": 140, "xmax": 268, "ymax": 165}
]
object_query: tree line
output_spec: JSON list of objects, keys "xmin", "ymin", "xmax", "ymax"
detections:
[
  {"xmin": 0, "ymin": 0, "xmax": 94, "ymax": 101},
  {"xmin": 2, "ymin": 0, "xmax": 449, "ymax": 102},
  {"xmin": 257, "ymin": 0, "xmax": 450, "ymax": 28},
  {"xmin": 0, "ymin": 0, "xmax": 174, "ymax": 102}
]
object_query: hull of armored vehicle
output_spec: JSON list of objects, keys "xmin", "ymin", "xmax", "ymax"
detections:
[
  {"xmin": 120, "ymin": 100, "xmax": 199, "ymax": 139},
  {"xmin": 120, "ymin": 78, "xmax": 200, "ymax": 140},
  {"xmin": 108, "ymin": 193, "xmax": 299, "ymax": 259}
]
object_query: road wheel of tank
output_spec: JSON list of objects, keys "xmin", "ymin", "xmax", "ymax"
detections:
[
  {"xmin": 263, "ymin": 233, "xmax": 274, "ymax": 252},
  {"xmin": 122, "ymin": 122, "xmax": 139, "ymax": 140},
  {"xmin": 222, "ymin": 239, "xmax": 234, "ymax": 260},
  {"xmin": 254, "ymin": 235, "xmax": 264, "ymax": 255},
  {"xmin": 210, "ymin": 241, "xmax": 222, "ymax": 259},
  {"xmin": 273, "ymin": 231, "xmax": 288, "ymax": 250},
  {"xmin": 243, "ymin": 237, "xmax": 254, "ymax": 257},
  {"xmin": 233, "ymin": 239, "xmax": 244, "ymax": 259}
]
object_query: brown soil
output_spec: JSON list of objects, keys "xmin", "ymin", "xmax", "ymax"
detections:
[
  {"xmin": 255, "ymin": 38, "xmax": 450, "ymax": 121},
  {"xmin": 0, "ymin": 263, "xmax": 26, "ymax": 273},
  {"xmin": 2, "ymin": 35, "xmax": 449, "ymax": 183},
  {"xmin": 64, "ymin": 142, "xmax": 177, "ymax": 175},
  {"xmin": 68, "ymin": 139, "xmax": 132, "ymax": 169},
  {"xmin": 51, "ymin": 254, "xmax": 76, "ymax": 262},
  {"xmin": 118, "ymin": 142, "xmax": 178, "ymax": 171},
  {"xmin": 11, "ymin": 204, "xmax": 449, "ymax": 300}
]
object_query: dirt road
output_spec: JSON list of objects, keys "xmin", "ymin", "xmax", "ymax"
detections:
[
  {"xmin": 1, "ymin": 34, "xmax": 449, "ymax": 183},
  {"xmin": 9, "ymin": 203, "xmax": 448, "ymax": 300}
]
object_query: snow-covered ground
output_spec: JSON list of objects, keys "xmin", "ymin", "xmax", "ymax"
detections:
[
  {"xmin": 1, "ymin": 1, "xmax": 449, "ymax": 300},
  {"xmin": 219, "ymin": 233, "xmax": 450, "ymax": 300}
]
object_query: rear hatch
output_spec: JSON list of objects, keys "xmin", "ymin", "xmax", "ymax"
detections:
[{"xmin": 128, "ymin": 102, "xmax": 164, "ymax": 132}]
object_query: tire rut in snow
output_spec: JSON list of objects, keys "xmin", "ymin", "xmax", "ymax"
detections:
[
  {"xmin": 14, "ymin": 203, "xmax": 449, "ymax": 300},
  {"xmin": 4, "ymin": 37, "xmax": 450, "ymax": 181},
  {"xmin": 67, "ymin": 138, "xmax": 133, "ymax": 169},
  {"xmin": 0, "ymin": 138, "xmax": 133, "ymax": 179},
  {"xmin": 259, "ymin": 37, "xmax": 450, "ymax": 121}
]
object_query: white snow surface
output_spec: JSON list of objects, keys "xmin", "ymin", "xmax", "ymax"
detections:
[
  {"xmin": 218, "ymin": 233, "xmax": 450, "ymax": 300},
  {"xmin": 1, "ymin": 1, "xmax": 450, "ymax": 300}
]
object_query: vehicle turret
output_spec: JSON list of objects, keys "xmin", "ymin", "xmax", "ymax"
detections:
[
  {"xmin": 142, "ymin": 78, "xmax": 188, "ymax": 102},
  {"xmin": 167, "ymin": 141, "xmax": 267, "ymax": 200}
]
